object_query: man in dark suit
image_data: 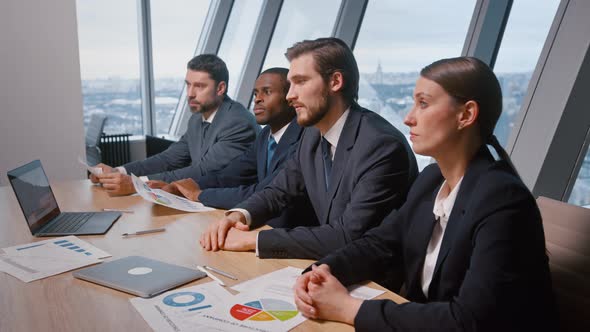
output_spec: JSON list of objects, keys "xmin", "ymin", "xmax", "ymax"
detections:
[
  {"xmin": 91, "ymin": 54, "xmax": 260, "ymax": 195},
  {"xmin": 159, "ymin": 67, "xmax": 316, "ymax": 228},
  {"xmin": 200, "ymin": 38, "xmax": 418, "ymax": 259}
]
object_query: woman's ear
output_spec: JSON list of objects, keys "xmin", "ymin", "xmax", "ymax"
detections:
[{"xmin": 457, "ymin": 100, "xmax": 479, "ymax": 130}]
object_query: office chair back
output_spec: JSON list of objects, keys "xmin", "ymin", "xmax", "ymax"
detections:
[
  {"xmin": 85, "ymin": 114, "xmax": 107, "ymax": 165},
  {"xmin": 537, "ymin": 196, "xmax": 590, "ymax": 331},
  {"xmin": 85, "ymin": 114, "xmax": 107, "ymax": 147}
]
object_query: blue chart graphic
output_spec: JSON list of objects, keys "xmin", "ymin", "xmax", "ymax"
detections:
[
  {"xmin": 53, "ymin": 240, "xmax": 93, "ymax": 256},
  {"xmin": 16, "ymin": 243, "xmax": 45, "ymax": 251},
  {"xmin": 162, "ymin": 292, "xmax": 211, "ymax": 312}
]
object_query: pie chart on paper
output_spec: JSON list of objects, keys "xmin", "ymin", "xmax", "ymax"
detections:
[
  {"xmin": 230, "ymin": 298, "xmax": 299, "ymax": 322},
  {"xmin": 149, "ymin": 192, "xmax": 172, "ymax": 205}
]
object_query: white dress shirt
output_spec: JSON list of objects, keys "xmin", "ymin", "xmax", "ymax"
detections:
[
  {"xmin": 322, "ymin": 109, "xmax": 349, "ymax": 161},
  {"xmin": 270, "ymin": 121, "xmax": 290, "ymax": 145},
  {"xmin": 421, "ymin": 177, "xmax": 463, "ymax": 297}
]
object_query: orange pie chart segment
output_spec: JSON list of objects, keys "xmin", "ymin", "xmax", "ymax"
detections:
[{"xmin": 249, "ymin": 311, "xmax": 276, "ymax": 321}]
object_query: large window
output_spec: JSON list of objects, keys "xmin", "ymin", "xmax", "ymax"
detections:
[
  {"xmin": 218, "ymin": 0, "xmax": 264, "ymax": 99},
  {"xmin": 76, "ymin": 0, "xmax": 142, "ymax": 135},
  {"xmin": 493, "ymin": 0, "xmax": 560, "ymax": 147},
  {"xmin": 151, "ymin": 0, "xmax": 211, "ymax": 136},
  {"xmin": 353, "ymin": 0, "xmax": 475, "ymax": 170},
  {"xmin": 260, "ymin": 0, "xmax": 341, "ymax": 70},
  {"xmin": 568, "ymin": 146, "xmax": 590, "ymax": 208}
]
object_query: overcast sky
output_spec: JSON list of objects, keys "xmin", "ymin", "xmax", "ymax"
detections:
[{"xmin": 76, "ymin": 0, "xmax": 560, "ymax": 80}]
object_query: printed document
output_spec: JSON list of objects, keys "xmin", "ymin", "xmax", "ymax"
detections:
[
  {"xmin": 232, "ymin": 266, "xmax": 385, "ymax": 300},
  {"xmin": 0, "ymin": 236, "xmax": 111, "ymax": 282},
  {"xmin": 131, "ymin": 174, "xmax": 215, "ymax": 213},
  {"xmin": 131, "ymin": 281, "xmax": 232, "ymax": 332}
]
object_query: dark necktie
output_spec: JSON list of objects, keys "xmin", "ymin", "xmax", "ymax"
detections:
[
  {"xmin": 267, "ymin": 136, "xmax": 277, "ymax": 173},
  {"xmin": 321, "ymin": 137, "xmax": 332, "ymax": 190},
  {"xmin": 201, "ymin": 121, "xmax": 210, "ymax": 148}
]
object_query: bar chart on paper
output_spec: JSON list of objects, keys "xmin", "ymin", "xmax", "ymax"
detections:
[
  {"xmin": 53, "ymin": 239, "xmax": 94, "ymax": 256},
  {"xmin": 0, "ymin": 236, "xmax": 110, "ymax": 282}
]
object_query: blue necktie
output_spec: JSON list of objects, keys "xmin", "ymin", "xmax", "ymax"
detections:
[
  {"xmin": 321, "ymin": 137, "xmax": 332, "ymax": 190},
  {"xmin": 267, "ymin": 136, "xmax": 277, "ymax": 173}
]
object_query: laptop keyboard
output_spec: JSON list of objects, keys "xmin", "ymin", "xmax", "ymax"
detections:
[{"xmin": 42, "ymin": 212, "xmax": 93, "ymax": 234}]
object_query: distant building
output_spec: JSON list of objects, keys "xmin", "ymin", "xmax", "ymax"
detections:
[{"xmin": 375, "ymin": 60, "xmax": 384, "ymax": 85}]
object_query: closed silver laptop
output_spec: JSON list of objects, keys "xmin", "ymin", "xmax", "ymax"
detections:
[{"xmin": 73, "ymin": 256, "xmax": 206, "ymax": 298}]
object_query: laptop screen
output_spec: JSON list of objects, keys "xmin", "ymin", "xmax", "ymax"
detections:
[{"xmin": 7, "ymin": 160, "xmax": 60, "ymax": 233}]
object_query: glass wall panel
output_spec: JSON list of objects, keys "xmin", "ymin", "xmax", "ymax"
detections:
[
  {"xmin": 493, "ymin": 0, "xmax": 560, "ymax": 146},
  {"xmin": 76, "ymin": 0, "xmax": 142, "ymax": 135},
  {"xmin": 354, "ymin": 0, "xmax": 475, "ymax": 170},
  {"xmin": 218, "ymin": 0, "xmax": 264, "ymax": 99},
  {"xmin": 261, "ymin": 0, "xmax": 341, "ymax": 71},
  {"xmin": 151, "ymin": 0, "xmax": 211, "ymax": 135},
  {"xmin": 568, "ymin": 146, "xmax": 590, "ymax": 208}
]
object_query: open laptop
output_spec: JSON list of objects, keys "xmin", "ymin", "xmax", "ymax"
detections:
[
  {"xmin": 73, "ymin": 256, "xmax": 206, "ymax": 298},
  {"xmin": 7, "ymin": 160, "xmax": 121, "ymax": 236}
]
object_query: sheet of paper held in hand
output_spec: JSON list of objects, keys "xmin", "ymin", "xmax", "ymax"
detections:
[
  {"xmin": 131, "ymin": 174, "xmax": 215, "ymax": 213},
  {"xmin": 78, "ymin": 156, "xmax": 103, "ymax": 176},
  {"xmin": 0, "ymin": 236, "xmax": 111, "ymax": 282}
]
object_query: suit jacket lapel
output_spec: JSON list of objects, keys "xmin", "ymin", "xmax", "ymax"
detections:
[
  {"xmin": 191, "ymin": 113, "xmax": 203, "ymax": 159},
  {"xmin": 320, "ymin": 108, "xmax": 361, "ymax": 224},
  {"xmin": 269, "ymin": 118, "xmax": 301, "ymax": 173},
  {"xmin": 406, "ymin": 184, "xmax": 440, "ymax": 297},
  {"xmin": 200, "ymin": 97, "xmax": 230, "ymax": 157},
  {"xmin": 326, "ymin": 108, "xmax": 361, "ymax": 200},
  {"xmin": 429, "ymin": 147, "xmax": 495, "ymax": 291},
  {"xmin": 258, "ymin": 126, "xmax": 271, "ymax": 178}
]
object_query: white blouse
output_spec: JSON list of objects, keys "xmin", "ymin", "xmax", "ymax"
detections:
[{"xmin": 421, "ymin": 177, "xmax": 463, "ymax": 297}]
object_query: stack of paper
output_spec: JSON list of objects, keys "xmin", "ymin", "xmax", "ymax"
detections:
[{"xmin": 0, "ymin": 236, "xmax": 111, "ymax": 282}]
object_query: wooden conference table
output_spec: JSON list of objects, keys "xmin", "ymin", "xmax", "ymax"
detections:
[{"xmin": 0, "ymin": 180, "xmax": 407, "ymax": 332}]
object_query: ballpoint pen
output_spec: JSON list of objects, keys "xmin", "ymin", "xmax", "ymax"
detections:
[
  {"xmin": 203, "ymin": 265, "xmax": 238, "ymax": 280},
  {"xmin": 121, "ymin": 228, "xmax": 166, "ymax": 236},
  {"xmin": 197, "ymin": 266, "xmax": 226, "ymax": 287},
  {"xmin": 103, "ymin": 208, "xmax": 134, "ymax": 213}
]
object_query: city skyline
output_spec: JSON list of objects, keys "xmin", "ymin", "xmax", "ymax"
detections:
[{"xmin": 80, "ymin": 65, "xmax": 589, "ymax": 207}]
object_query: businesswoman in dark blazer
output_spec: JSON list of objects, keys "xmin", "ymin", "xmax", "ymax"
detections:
[{"xmin": 293, "ymin": 57, "xmax": 557, "ymax": 331}]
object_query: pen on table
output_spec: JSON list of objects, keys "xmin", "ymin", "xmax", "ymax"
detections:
[
  {"xmin": 103, "ymin": 208, "xmax": 134, "ymax": 213},
  {"xmin": 197, "ymin": 266, "xmax": 226, "ymax": 287},
  {"xmin": 122, "ymin": 228, "xmax": 166, "ymax": 236},
  {"xmin": 203, "ymin": 265, "xmax": 238, "ymax": 280}
]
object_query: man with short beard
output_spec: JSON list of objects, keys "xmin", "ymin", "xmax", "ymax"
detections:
[
  {"xmin": 200, "ymin": 38, "xmax": 418, "ymax": 260},
  {"xmin": 91, "ymin": 54, "xmax": 259, "ymax": 195},
  {"xmin": 157, "ymin": 67, "xmax": 316, "ymax": 229}
]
